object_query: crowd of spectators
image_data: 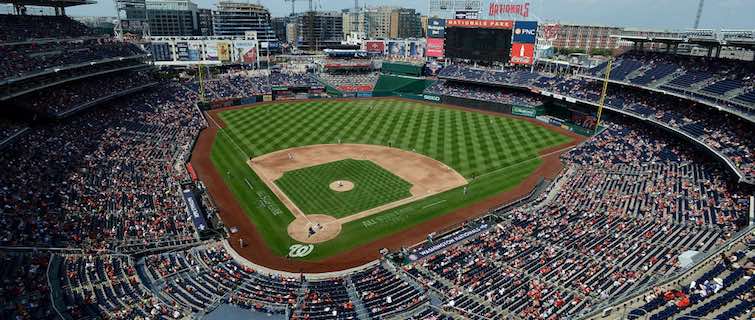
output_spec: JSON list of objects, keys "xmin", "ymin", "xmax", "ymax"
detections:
[
  {"xmin": 403, "ymin": 117, "xmax": 750, "ymax": 319},
  {"xmin": 0, "ymin": 119, "xmax": 28, "ymax": 145},
  {"xmin": 319, "ymin": 71, "xmax": 379, "ymax": 92},
  {"xmin": 13, "ymin": 70, "xmax": 156, "ymax": 116},
  {"xmin": 0, "ymin": 14, "xmax": 94, "ymax": 42},
  {"xmin": 0, "ymin": 39, "xmax": 145, "ymax": 81},
  {"xmin": 425, "ymin": 80, "xmax": 544, "ymax": 107},
  {"xmin": 588, "ymin": 51, "xmax": 755, "ymax": 116},
  {"xmin": 0, "ymin": 83, "xmax": 203, "ymax": 250},
  {"xmin": 435, "ymin": 63, "xmax": 755, "ymax": 181},
  {"xmin": 269, "ymin": 71, "xmax": 320, "ymax": 88}
]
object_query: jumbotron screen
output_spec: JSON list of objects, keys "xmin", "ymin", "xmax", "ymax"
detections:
[{"xmin": 444, "ymin": 27, "xmax": 513, "ymax": 62}]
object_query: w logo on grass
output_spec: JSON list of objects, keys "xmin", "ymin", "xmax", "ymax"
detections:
[{"xmin": 289, "ymin": 244, "xmax": 314, "ymax": 257}]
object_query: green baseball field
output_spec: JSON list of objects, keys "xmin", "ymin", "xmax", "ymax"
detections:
[{"xmin": 208, "ymin": 98, "xmax": 574, "ymax": 261}]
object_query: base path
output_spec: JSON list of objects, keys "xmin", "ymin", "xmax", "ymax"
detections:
[
  {"xmin": 248, "ymin": 143, "xmax": 468, "ymax": 243},
  {"xmin": 192, "ymin": 97, "xmax": 586, "ymax": 273}
]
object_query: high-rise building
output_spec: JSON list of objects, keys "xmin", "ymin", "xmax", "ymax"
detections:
[
  {"xmin": 297, "ymin": 11, "xmax": 343, "ymax": 50},
  {"xmin": 420, "ymin": 15, "xmax": 428, "ymax": 37},
  {"xmin": 212, "ymin": 2, "xmax": 277, "ymax": 42},
  {"xmin": 342, "ymin": 8, "xmax": 367, "ymax": 38},
  {"xmin": 146, "ymin": 0, "xmax": 198, "ymax": 36},
  {"xmin": 286, "ymin": 22, "xmax": 298, "ymax": 45},
  {"xmin": 389, "ymin": 8, "xmax": 421, "ymax": 39},
  {"xmin": 197, "ymin": 8, "xmax": 213, "ymax": 36},
  {"xmin": 271, "ymin": 16, "xmax": 289, "ymax": 43},
  {"xmin": 365, "ymin": 6, "xmax": 393, "ymax": 39}
]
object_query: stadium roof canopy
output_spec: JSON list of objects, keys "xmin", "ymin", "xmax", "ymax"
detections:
[
  {"xmin": 613, "ymin": 29, "xmax": 755, "ymax": 50},
  {"xmin": 0, "ymin": 0, "xmax": 95, "ymax": 7}
]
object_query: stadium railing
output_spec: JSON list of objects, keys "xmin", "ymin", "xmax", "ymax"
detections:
[{"xmin": 578, "ymin": 223, "xmax": 755, "ymax": 320}]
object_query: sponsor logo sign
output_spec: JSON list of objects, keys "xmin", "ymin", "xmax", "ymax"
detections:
[
  {"xmin": 423, "ymin": 94, "xmax": 441, "ymax": 102},
  {"xmin": 511, "ymin": 43, "xmax": 535, "ymax": 65},
  {"xmin": 409, "ymin": 223, "xmax": 490, "ymax": 261},
  {"xmin": 488, "ymin": 2, "xmax": 530, "ymax": 18},
  {"xmin": 427, "ymin": 18, "xmax": 446, "ymax": 38},
  {"xmin": 446, "ymin": 19, "xmax": 513, "ymax": 29},
  {"xmin": 365, "ymin": 41, "xmax": 385, "ymax": 53},
  {"xmin": 513, "ymin": 21, "xmax": 538, "ymax": 43},
  {"xmin": 512, "ymin": 105, "xmax": 536, "ymax": 117},
  {"xmin": 426, "ymin": 38, "xmax": 445, "ymax": 57}
]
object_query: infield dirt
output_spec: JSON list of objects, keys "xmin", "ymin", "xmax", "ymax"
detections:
[{"xmin": 191, "ymin": 97, "xmax": 585, "ymax": 273}]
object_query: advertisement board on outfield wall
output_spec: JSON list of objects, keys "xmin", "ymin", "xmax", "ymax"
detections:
[{"xmin": 511, "ymin": 105, "xmax": 537, "ymax": 117}]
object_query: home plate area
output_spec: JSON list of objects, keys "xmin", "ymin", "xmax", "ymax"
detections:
[{"xmin": 246, "ymin": 144, "xmax": 468, "ymax": 244}]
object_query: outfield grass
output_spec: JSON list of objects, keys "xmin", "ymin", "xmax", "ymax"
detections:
[
  {"xmin": 210, "ymin": 98, "xmax": 573, "ymax": 260},
  {"xmin": 275, "ymin": 159, "xmax": 413, "ymax": 218}
]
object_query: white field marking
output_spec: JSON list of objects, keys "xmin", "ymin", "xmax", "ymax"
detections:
[
  {"xmin": 208, "ymin": 112, "xmax": 314, "ymax": 225},
  {"xmin": 423, "ymin": 200, "xmax": 447, "ymax": 209},
  {"xmin": 475, "ymin": 144, "xmax": 576, "ymax": 180}
]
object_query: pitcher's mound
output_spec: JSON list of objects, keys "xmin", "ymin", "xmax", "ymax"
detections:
[
  {"xmin": 288, "ymin": 214, "xmax": 342, "ymax": 244},
  {"xmin": 329, "ymin": 180, "xmax": 354, "ymax": 192}
]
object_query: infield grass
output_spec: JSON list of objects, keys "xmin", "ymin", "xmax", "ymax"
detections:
[
  {"xmin": 275, "ymin": 159, "xmax": 413, "ymax": 218},
  {"xmin": 209, "ymin": 98, "xmax": 573, "ymax": 260}
]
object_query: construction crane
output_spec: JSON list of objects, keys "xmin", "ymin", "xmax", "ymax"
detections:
[
  {"xmin": 284, "ymin": 0, "xmax": 309, "ymax": 16},
  {"xmin": 694, "ymin": 0, "xmax": 704, "ymax": 29}
]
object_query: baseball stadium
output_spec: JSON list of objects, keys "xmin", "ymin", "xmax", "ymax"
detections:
[{"xmin": 0, "ymin": 0, "xmax": 754, "ymax": 319}]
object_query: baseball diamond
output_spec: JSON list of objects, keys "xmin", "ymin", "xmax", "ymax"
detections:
[
  {"xmin": 204, "ymin": 98, "xmax": 575, "ymax": 261},
  {"xmin": 4, "ymin": 8, "xmax": 755, "ymax": 320}
]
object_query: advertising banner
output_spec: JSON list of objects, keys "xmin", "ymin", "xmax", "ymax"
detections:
[
  {"xmin": 455, "ymin": 10, "xmax": 479, "ymax": 20},
  {"xmin": 182, "ymin": 190, "xmax": 207, "ymax": 231},
  {"xmin": 365, "ymin": 41, "xmax": 385, "ymax": 53},
  {"xmin": 234, "ymin": 40, "xmax": 258, "ymax": 64},
  {"xmin": 205, "ymin": 42, "xmax": 218, "ymax": 61},
  {"xmin": 446, "ymin": 19, "xmax": 513, "ymax": 29},
  {"xmin": 512, "ymin": 105, "xmax": 537, "ymax": 117},
  {"xmin": 513, "ymin": 21, "xmax": 538, "ymax": 43},
  {"xmin": 217, "ymin": 42, "xmax": 231, "ymax": 61},
  {"xmin": 407, "ymin": 223, "xmax": 490, "ymax": 261},
  {"xmin": 176, "ymin": 42, "xmax": 189, "ymax": 61},
  {"xmin": 488, "ymin": 1, "xmax": 530, "ymax": 18},
  {"xmin": 427, "ymin": 18, "xmax": 446, "ymax": 38},
  {"xmin": 408, "ymin": 41, "xmax": 422, "ymax": 57},
  {"xmin": 187, "ymin": 42, "xmax": 201, "ymax": 61},
  {"xmin": 149, "ymin": 42, "xmax": 172, "ymax": 61},
  {"xmin": 426, "ymin": 38, "xmax": 445, "ymax": 57},
  {"xmin": 511, "ymin": 42, "xmax": 535, "ymax": 65},
  {"xmin": 387, "ymin": 41, "xmax": 405, "ymax": 56}
]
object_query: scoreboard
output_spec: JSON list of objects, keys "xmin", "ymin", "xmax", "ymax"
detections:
[{"xmin": 429, "ymin": 18, "xmax": 537, "ymax": 65}]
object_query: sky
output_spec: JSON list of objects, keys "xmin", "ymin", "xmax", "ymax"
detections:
[{"xmin": 63, "ymin": 0, "xmax": 755, "ymax": 30}]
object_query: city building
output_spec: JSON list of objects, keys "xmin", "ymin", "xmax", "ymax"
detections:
[
  {"xmin": 286, "ymin": 22, "xmax": 298, "ymax": 45},
  {"xmin": 342, "ymin": 8, "xmax": 368, "ymax": 38},
  {"xmin": 212, "ymin": 1, "xmax": 277, "ymax": 42},
  {"xmin": 420, "ymin": 15, "xmax": 428, "ymax": 37},
  {"xmin": 389, "ymin": 8, "xmax": 421, "ymax": 39},
  {"xmin": 197, "ymin": 8, "xmax": 213, "ymax": 36},
  {"xmin": 145, "ymin": 0, "xmax": 198, "ymax": 36},
  {"xmin": 297, "ymin": 11, "xmax": 343, "ymax": 50},
  {"xmin": 365, "ymin": 6, "xmax": 393, "ymax": 39},
  {"xmin": 271, "ymin": 16, "xmax": 289, "ymax": 43}
]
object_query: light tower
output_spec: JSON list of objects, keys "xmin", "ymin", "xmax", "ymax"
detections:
[{"xmin": 694, "ymin": 0, "xmax": 704, "ymax": 29}]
